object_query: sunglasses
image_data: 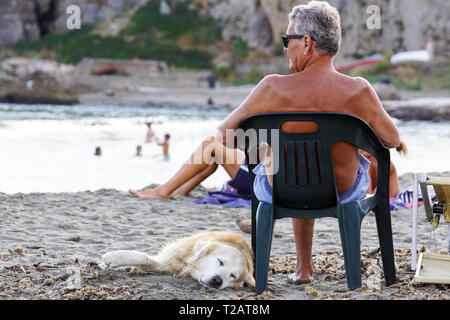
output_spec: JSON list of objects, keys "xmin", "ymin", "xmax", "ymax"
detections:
[{"xmin": 281, "ymin": 34, "xmax": 315, "ymax": 48}]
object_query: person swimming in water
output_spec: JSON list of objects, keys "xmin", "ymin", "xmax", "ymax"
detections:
[{"xmin": 136, "ymin": 145, "xmax": 142, "ymax": 157}]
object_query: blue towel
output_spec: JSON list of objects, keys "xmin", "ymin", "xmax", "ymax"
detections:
[{"xmin": 390, "ymin": 185, "xmax": 436, "ymax": 211}]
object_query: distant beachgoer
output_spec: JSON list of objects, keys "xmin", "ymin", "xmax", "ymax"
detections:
[
  {"xmin": 136, "ymin": 145, "xmax": 142, "ymax": 157},
  {"xmin": 157, "ymin": 134, "xmax": 171, "ymax": 161},
  {"xmin": 157, "ymin": 62, "xmax": 165, "ymax": 73},
  {"xmin": 94, "ymin": 146, "xmax": 102, "ymax": 156},
  {"xmin": 207, "ymin": 73, "xmax": 216, "ymax": 89},
  {"xmin": 145, "ymin": 122, "xmax": 155, "ymax": 143},
  {"xmin": 26, "ymin": 80, "xmax": 34, "ymax": 91}
]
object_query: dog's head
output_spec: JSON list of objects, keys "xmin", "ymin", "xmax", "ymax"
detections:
[{"xmin": 186, "ymin": 240, "xmax": 255, "ymax": 290}]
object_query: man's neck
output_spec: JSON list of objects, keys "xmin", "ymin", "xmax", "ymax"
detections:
[{"xmin": 301, "ymin": 54, "xmax": 334, "ymax": 73}]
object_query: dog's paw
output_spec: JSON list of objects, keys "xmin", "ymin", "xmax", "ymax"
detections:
[
  {"xmin": 100, "ymin": 250, "xmax": 151, "ymax": 269},
  {"xmin": 100, "ymin": 251, "xmax": 120, "ymax": 269},
  {"xmin": 98, "ymin": 261, "xmax": 108, "ymax": 270}
]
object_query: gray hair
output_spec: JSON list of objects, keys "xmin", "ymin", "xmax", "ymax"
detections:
[{"xmin": 288, "ymin": 1, "xmax": 341, "ymax": 56}]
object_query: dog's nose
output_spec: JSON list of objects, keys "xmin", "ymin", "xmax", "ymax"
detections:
[{"xmin": 207, "ymin": 275, "xmax": 222, "ymax": 288}]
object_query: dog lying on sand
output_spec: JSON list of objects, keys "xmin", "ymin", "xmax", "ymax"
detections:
[{"xmin": 100, "ymin": 231, "xmax": 255, "ymax": 290}]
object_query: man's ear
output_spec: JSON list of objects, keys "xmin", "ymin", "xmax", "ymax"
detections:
[{"xmin": 303, "ymin": 35, "xmax": 315, "ymax": 52}]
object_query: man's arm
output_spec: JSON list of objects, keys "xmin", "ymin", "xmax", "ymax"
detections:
[
  {"xmin": 217, "ymin": 75, "xmax": 279, "ymax": 146},
  {"xmin": 360, "ymin": 79, "xmax": 400, "ymax": 148}
]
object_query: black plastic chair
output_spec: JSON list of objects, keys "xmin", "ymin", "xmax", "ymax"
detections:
[{"xmin": 236, "ymin": 112, "xmax": 396, "ymax": 293}]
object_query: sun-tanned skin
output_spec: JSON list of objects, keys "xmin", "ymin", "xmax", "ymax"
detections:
[
  {"xmin": 129, "ymin": 136, "xmax": 245, "ymax": 199},
  {"xmin": 216, "ymin": 20, "xmax": 400, "ymax": 284},
  {"xmin": 362, "ymin": 150, "xmax": 401, "ymax": 199}
]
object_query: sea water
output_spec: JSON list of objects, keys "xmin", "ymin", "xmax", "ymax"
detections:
[
  {"xmin": 0, "ymin": 103, "xmax": 231, "ymax": 194},
  {"xmin": 0, "ymin": 103, "xmax": 449, "ymax": 194}
]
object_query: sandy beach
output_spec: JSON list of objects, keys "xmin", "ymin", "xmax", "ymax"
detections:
[{"xmin": 0, "ymin": 172, "xmax": 449, "ymax": 301}]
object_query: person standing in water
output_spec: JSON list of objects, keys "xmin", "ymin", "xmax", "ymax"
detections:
[
  {"xmin": 145, "ymin": 122, "xmax": 155, "ymax": 143},
  {"xmin": 157, "ymin": 134, "xmax": 171, "ymax": 161}
]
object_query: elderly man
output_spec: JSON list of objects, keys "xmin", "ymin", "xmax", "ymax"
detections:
[{"xmin": 217, "ymin": 1, "xmax": 400, "ymax": 285}]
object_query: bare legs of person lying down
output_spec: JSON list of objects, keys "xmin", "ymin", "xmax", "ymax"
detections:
[
  {"xmin": 362, "ymin": 151, "xmax": 401, "ymax": 200},
  {"xmin": 129, "ymin": 136, "xmax": 246, "ymax": 199}
]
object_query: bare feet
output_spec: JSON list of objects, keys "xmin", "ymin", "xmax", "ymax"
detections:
[
  {"xmin": 236, "ymin": 216, "xmax": 251, "ymax": 234},
  {"xmin": 169, "ymin": 188, "xmax": 189, "ymax": 198},
  {"xmin": 287, "ymin": 262, "xmax": 314, "ymax": 285},
  {"xmin": 287, "ymin": 273, "xmax": 312, "ymax": 285},
  {"xmin": 129, "ymin": 188, "xmax": 170, "ymax": 199}
]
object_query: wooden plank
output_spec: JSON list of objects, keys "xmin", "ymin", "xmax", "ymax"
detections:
[{"xmin": 413, "ymin": 253, "xmax": 450, "ymax": 284}]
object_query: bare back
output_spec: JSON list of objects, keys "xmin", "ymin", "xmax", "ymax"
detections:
[{"xmin": 268, "ymin": 71, "xmax": 372, "ymax": 193}]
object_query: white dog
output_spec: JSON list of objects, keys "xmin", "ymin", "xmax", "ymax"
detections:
[{"xmin": 100, "ymin": 231, "xmax": 255, "ymax": 289}]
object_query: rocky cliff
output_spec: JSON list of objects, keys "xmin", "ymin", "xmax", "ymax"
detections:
[
  {"xmin": 1, "ymin": 0, "xmax": 449, "ymax": 60},
  {"xmin": 0, "ymin": 0, "xmax": 43, "ymax": 48},
  {"xmin": 0, "ymin": 57, "xmax": 77, "ymax": 104},
  {"xmin": 0, "ymin": 0, "xmax": 147, "ymax": 49},
  {"xmin": 198, "ymin": 0, "xmax": 449, "ymax": 60}
]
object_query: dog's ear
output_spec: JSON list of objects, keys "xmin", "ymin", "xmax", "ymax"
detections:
[
  {"xmin": 186, "ymin": 240, "xmax": 217, "ymax": 263},
  {"xmin": 241, "ymin": 271, "xmax": 255, "ymax": 288},
  {"xmin": 245, "ymin": 272, "xmax": 255, "ymax": 288},
  {"xmin": 240, "ymin": 249, "xmax": 255, "ymax": 288}
]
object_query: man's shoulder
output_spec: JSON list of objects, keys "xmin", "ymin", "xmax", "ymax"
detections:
[
  {"xmin": 336, "ymin": 72, "xmax": 370, "ymax": 89},
  {"xmin": 354, "ymin": 76, "xmax": 378, "ymax": 99},
  {"xmin": 339, "ymin": 74, "xmax": 376, "ymax": 99},
  {"xmin": 353, "ymin": 76, "xmax": 373, "ymax": 90},
  {"xmin": 255, "ymin": 74, "xmax": 289, "ymax": 97},
  {"xmin": 343, "ymin": 75, "xmax": 382, "ymax": 121},
  {"xmin": 260, "ymin": 73, "xmax": 288, "ymax": 86},
  {"xmin": 259, "ymin": 73, "xmax": 299, "ymax": 95}
]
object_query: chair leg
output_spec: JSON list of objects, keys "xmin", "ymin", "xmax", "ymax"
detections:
[
  {"xmin": 251, "ymin": 196, "xmax": 258, "ymax": 262},
  {"xmin": 373, "ymin": 202, "xmax": 396, "ymax": 287},
  {"xmin": 254, "ymin": 202, "xmax": 273, "ymax": 294},
  {"xmin": 338, "ymin": 203, "xmax": 363, "ymax": 290}
]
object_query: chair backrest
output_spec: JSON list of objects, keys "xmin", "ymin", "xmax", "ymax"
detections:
[{"xmin": 237, "ymin": 112, "xmax": 390, "ymax": 210}]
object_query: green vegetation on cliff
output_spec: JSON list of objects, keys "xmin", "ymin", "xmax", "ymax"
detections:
[
  {"xmin": 14, "ymin": 0, "xmax": 220, "ymax": 69},
  {"xmin": 124, "ymin": 0, "xmax": 221, "ymax": 44}
]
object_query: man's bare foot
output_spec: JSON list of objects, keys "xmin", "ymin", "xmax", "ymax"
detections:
[
  {"xmin": 287, "ymin": 261, "xmax": 314, "ymax": 285},
  {"xmin": 236, "ymin": 216, "xmax": 251, "ymax": 234},
  {"xmin": 129, "ymin": 188, "xmax": 170, "ymax": 199},
  {"xmin": 287, "ymin": 272, "xmax": 312, "ymax": 285}
]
